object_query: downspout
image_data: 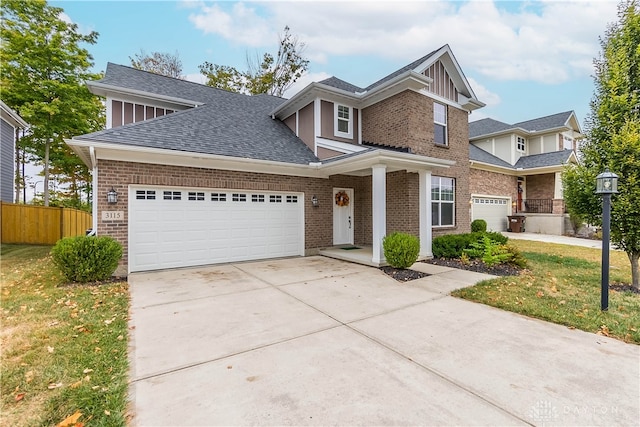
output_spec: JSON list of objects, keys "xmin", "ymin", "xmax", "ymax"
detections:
[{"xmin": 89, "ymin": 146, "xmax": 97, "ymax": 236}]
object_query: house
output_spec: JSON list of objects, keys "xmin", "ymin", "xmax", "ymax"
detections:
[
  {"xmin": 468, "ymin": 111, "xmax": 582, "ymax": 234},
  {"xmin": 66, "ymin": 44, "xmax": 485, "ymax": 275},
  {"xmin": 1, "ymin": 100, "xmax": 28, "ymax": 203}
]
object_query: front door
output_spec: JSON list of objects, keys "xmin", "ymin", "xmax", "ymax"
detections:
[{"xmin": 333, "ymin": 187, "xmax": 354, "ymax": 245}]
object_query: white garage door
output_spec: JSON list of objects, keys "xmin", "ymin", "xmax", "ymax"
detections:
[
  {"xmin": 129, "ymin": 187, "xmax": 304, "ymax": 272},
  {"xmin": 471, "ymin": 196, "xmax": 510, "ymax": 232}
]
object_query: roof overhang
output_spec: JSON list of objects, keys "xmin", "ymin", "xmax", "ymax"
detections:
[
  {"xmin": 0, "ymin": 100, "xmax": 28, "ymax": 128},
  {"xmin": 470, "ymin": 150, "xmax": 578, "ymax": 175},
  {"xmin": 66, "ymin": 137, "xmax": 453, "ymax": 180},
  {"xmin": 271, "ymin": 71, "xmax": 434, "ymax": 119},
  {"xmin": 87, "ymin": 81, "xmax": 204, "ymax": 108}
]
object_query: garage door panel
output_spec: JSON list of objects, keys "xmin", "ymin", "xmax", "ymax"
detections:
[
  {"xmin": 129, "ymin": 187, "xmax": 304, "ymax": 272},
  {"xmin": 471, "ymin": 196, "xmax": 510, "ymax": 232}
]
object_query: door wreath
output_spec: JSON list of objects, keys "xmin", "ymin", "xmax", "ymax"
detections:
[{"xmin": 335, "ymin": 191, "xmax": 350, "ymax": 207}]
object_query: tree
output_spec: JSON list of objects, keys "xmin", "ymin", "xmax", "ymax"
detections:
[
  {"xmin": 1, "ymin": 0, "xmax": 104, "ymax": 206},
  {"xmin": 199, "ymin": 26, "xmax": 308, "ymax": 97},
  {"xmin": 563, "ymin": 0, "xmax": 640, "ymax": 289},
  {"xmin": 130, "ymin": 49, "xmax": 184, "ymax": 79}
]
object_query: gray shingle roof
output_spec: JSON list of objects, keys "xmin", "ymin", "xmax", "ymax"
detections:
[
  {"xmin": 318, "ymin": 76, "xmax": 364, "ymax": 93},
  {"xmin": 469, "ymin": 144, "xmax": 513, "ymax": 168},
  {"xmin": 470, "ymin": 111, "xmax": 575, "ymax": 139},
  {"xmin": 81, "ymin": 64, "xmax": 318, "ymax": 164},
  {"xmin": 364, "ymin": 47, "xmax": 440, "ymax": 91},
  {"xmin": 512, "ymin": 111, "xmax": 573, "ymax": 132},
  {"xmin": 514, "ymin": 149, "xmax": 574, "ymax": 169},
  {"xmin": 469, "ymin": 118, "xmax": 513, "ymax": 139}
]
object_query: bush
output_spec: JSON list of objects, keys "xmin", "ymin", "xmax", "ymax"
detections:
[
  {"xmin": 471, "ymin": 219, "xmax": 487, "ymax": 233},
  {"xmin": 432, "ymin": 232, "xmax": 509, "ymax": 258},
  {"xmin": 463, "ymin": 235, "xmax": 512, "ymax": 266},
  {"xmin": 504, "ymin": 245, "xmax": 528, "ymax": 268},
  {"xmin": 383, "ymin": 232, "xmax": 420, "ymax": 269},
  {"xmin": 51, "ymin": 236, "xmax": 123, "ymax": 282}
]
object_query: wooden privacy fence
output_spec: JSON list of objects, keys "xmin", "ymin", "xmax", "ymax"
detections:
[{"xmin": 0, "ymin": 202, "xmax": 93, "ymax": 245}]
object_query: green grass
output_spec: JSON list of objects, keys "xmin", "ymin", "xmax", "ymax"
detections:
[
  {"xmin": 452, "ymin": 239, "xmax": 640, "ymax": 344},
  {"xmin": 1, "ymin": 244, "xmax": 129, "ymax": 426}
]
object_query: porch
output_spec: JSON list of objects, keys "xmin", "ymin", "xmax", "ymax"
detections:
[{"xmin": 319, "ymin": 246, "xmax": 381, "ymax": 267}]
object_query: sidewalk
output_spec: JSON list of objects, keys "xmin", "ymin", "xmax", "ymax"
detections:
[{"xmin": 502, "ymin": 231, "xmax": 617, "ymax": 249}]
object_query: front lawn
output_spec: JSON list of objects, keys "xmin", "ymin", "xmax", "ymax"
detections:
[
  {"xmin": 0, "ymin": 244, "xmax": 130, "ymax": 426},
  {"xmin": 452, "ymin": 239, "xmax": 640, "ymax": 344}
]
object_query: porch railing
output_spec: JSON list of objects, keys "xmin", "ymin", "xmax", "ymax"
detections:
[{"xmin": 523, "ymin": 199, "xmax": 553, "ymax": 213}]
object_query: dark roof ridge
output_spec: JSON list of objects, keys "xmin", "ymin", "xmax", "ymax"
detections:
[{"xmin": 512, "ymin": 110, "xmax": 574, "ymax": 127}]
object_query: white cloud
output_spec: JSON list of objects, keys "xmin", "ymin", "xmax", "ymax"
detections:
[
  {"xmin": 187, "ymin": 0, "xmax": 618, "ymax": 84},
  {"xmin": 467, "ymin": 77, "xmax": 500, "ymax": 107},
  {"xmin": 184, "ymin": 72, "xmax": 207, "ymax": 85},
  {"xmin": 284, "ymin": 71, "xmax": 332, "ymax": 98}
]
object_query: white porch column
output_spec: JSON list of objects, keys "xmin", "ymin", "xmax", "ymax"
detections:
[
  {"xmin": 419, "ymin": 170, "xmax": 433, "ymax": 258},
  {"xmin": 372, "ymin": 164, "xmax": 387, "ymax": 264},
  {"xmin": 554, "ymin": 171, "xmax": 563, "ymax": 199}
]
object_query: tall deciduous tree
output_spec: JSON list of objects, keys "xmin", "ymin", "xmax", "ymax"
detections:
[
  {"xmin": 200, "ymin": 26, "xmax": 308, "ymax": 97},
  {"xmin": 0, "ymin": 0, "xmax": 104, "ymax": 207},
  {"xmin": 563, "ymin": 0, "xmax": 640, "ymax": 289},
  {"xmin": 130, "ymin": 49, "xmax": 184, "ymax": 79}
]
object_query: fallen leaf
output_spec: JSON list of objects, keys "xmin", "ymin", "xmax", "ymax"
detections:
[
  {"xmin": 57, "ymin": 410, "xmax": 82, "ymax": 427},
  {"xmin": 70, "ymin": 380, "xmax": 83, "ymax": 389},
  {"xmin": 82, "ymin": 368, "xmax": 93, "ymax": 374},
  {"xmin": 117, "ymin": 335, "xmax": 124, "ymax": 341},
  {"xmin": 104, "ymin": 410, "xmax": 111, "ymax": 416},
  {"xmin": 536, "ymin": 291, "xmax": 544, "ymax": 298},
  {"xmin": 559, "ymin": 300, "xmax": 566, "ymax": 305},
  {"xmin": 15, "ymin": 392, "xmax": 25, "ymax": 402},
  {"xmin": 47, "ymin": 346, "xmax": 55, "ymax": 353},
  {"xmin": 25, "ymin": 371, "xmax": 34, "ymax": 383},
  {"xmin": 48, "ymin": 382, "xmax": 63, "ymax": 390}
]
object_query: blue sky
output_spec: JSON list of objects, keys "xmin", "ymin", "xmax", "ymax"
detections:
[{"xmin": 52, "ymin": 0, "xmax": 619, "ymax": 127}]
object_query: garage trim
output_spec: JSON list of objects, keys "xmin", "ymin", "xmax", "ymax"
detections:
[{"xmin": 470, "ymin": 194, "xmax": 512, "ymax": 232}]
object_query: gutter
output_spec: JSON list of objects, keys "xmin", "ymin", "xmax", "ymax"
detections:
[{"xmin": 89, "ymin": 146, "xmax": 97, "ymax": 236}]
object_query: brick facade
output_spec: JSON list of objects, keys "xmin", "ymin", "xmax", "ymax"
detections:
[
  {"xmin": 98, "ymin": 160, "xmax": 439, "ymax": 272},
  {"xmin": 469, "ymin": 168, "xmax": 518, "ymax": 215},
  {"xmin": 362, "ymin": 90, "xmax": 471, "ymax": 235},
  {"xmin": 526, "ymin": 173, "xmax": 555, "ymax": 200}
]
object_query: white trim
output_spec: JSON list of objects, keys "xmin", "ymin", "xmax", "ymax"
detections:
[
  {"xmin": 0, "ymin": 100, "xmax": 28, "ymax": 128},
  {"xmin": 554, "ymin": 172, "xmax": 563, "ymax": 199},
  {"xmin": 334, "ymin": 103, "xmax": 353, "ymax": 139},
  {"xmin": 371, "ymin": 164, "xmax": 386, "ymax": 264},
  {"xmin": 332, "ymin": 187, "xmax": 354, "ymax": 245},
  {"xmin": 313, "ymin": 97, "xmax": 321, "ymax": 156},
  {"xmin": 316, "ymin": 137, "xmax": 367, "ymax": 155},
  {"xmin": 88, "ymin": 81, "xmax": 202, "ymax": 108},
  {"xmin": 419, "ymin": 170, "xmax": 432, "ymax": 258},
  {"xmin": 357, "ymin": 109, "xmax": 362, "ymax": 145},
  {"xmin": 433, "ymin": 102, "xmax": 448, "ymax": 146},
  {"xmin": 431, "ymin": 176, "xmax": 456, "ymax": 227},
  {"xmin": 90, "ymin": 147, "xmax": 98, "ymax": 234},
  {"xmin": 295, "ymin": 110, "xmax": 299, "ymax": 136}
]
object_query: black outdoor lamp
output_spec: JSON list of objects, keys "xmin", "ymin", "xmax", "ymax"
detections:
[
  {"xmin": 107, "ymin": 187, "xmax": 118, "ymax": 204},
  {"xmin": 311, "ymin": 195, "xmax": 319, "ymax": 207},
  {"xmin": 595, "ymin": 168, "xmax": 618, "ymax": 311}
]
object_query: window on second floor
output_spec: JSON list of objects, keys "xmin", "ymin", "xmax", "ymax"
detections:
[
  {"xmin": 434, "ymin": 103, "xmax": 447, "ymax": 145},
  {"xmin": 334, "ymin": 104, "xmax": 353, "ymax": 138},
  {"xmin": 516, "ymin": 136, "xmax": 526, "ymax": 152},
  {"xmin": 563, "ymin": 135, "xmax": 573, "ymax": 150}
]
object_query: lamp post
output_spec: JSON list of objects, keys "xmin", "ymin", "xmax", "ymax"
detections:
[{"xmin": 595, "ymin": 168, "xmax": 618, "ymax": 311}]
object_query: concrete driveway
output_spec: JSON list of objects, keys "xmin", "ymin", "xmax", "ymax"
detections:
[{"xmin": 128, "ymin": 256, "xmax": 639, "ymax": 426}]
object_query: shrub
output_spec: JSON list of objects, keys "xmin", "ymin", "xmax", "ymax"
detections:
[
  {"xmin": 432, "ymin": 232, "xmax": 509, "ymax": 258},
  {"xmin": 383, "ymin": 232, "xmax": 420, "ymax": 269},
  {"xmin": 471, "ymin": 219, "xmax": 487, "ymax": 233},
  {"xmin": 504, "ymin": 244, "xmax": 528, "ymax": 268},
  {"xmin": 463, "ymin": 235, "xmax": 512, "ymax": 266},
  {"xmin": 51, "ymin": 236, "xmax": 123, "ymax": 282}
]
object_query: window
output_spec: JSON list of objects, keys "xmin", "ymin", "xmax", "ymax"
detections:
[
  {"xmin": 286, "ymin": 195, "xmax": 298, "ymax": 203},
  {"xmin": 563, "ymin": 135, "xmax": 573, "ymax": 150},
  {"xmin": 270, "ymin": 195, "xmax": 282, "ymax": 203},
  {"xmin": 188, "ymin": 192, "xmax": 205, "ymax": 201},
  {"xmin": 517, "ymin": 136, "xmax": 526, "ymax": 152},
  {"xmin": 334, "ymin": 104, "xmax": 353, "ymax": 138},
  {"xmin": 136, "ymin": 190, "xmax": 156, "ymax": 200},
  {"xmin": 251, "ymin": 194, "xmax": 265, "ymax": 203},
  {"xmin": 163, "ymin": 191, "xmax": 181, "ymax": 200},
  {"xmin": 232, "ymin": 193, "xmax": 247, "ymax": 202},
  {"xmin": 434, "ymin": 103, "xmax": 447, "ymax": 145},
  {"xmin": 211, "ymin": 193, "xmax": 226, "ymax": 202},
  {"xmin": 431, "ymin": 177, "xmax": 455, "ymax": 227}
]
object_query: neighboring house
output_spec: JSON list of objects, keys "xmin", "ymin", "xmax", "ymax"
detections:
[
  {"xmin": 67, "ymin": 44, "xmax": 485, "ymax": 274},
  {"xmin": 1, "ymin": 100, "xmax": 28, "ymax": 203},
  {"xmin": 468, "ymin": 111, "xmax": 582, "ymax": 234}
]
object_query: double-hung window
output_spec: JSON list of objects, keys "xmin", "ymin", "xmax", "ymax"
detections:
[
  {"xmin": 516, "ymin": 136, "xmax": 526, "ymax": 152},
  {"xmin": 334, "ymin": 104, "xmax": 353, "ymax": 138},
  {"xmin": 434, "ymin": 102, "xmax": 447, "ymax": 145},
  {"xmin": 432, "ymin": 176, "xmax": 455, "ymax": 227}
]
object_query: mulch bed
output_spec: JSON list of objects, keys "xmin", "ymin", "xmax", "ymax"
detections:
[
  {"xmin": 59, "ymin": 276, "xmax": 128, "ymax": 287},
  {"xmin": 610, "ymin": 283, "xmax": 640, "ymax": 294},
  {"xmin": 379, "ymin": 266, "xmax": 429, "ymax": 282},
  {"xmin": 424, "ymin": 258, "xmax": 523, "ymax": 276}
]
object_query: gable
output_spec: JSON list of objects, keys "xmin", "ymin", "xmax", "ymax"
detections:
[{"xmin": 420, "ymin": 60, "xmax": 458, "ymax": 103}]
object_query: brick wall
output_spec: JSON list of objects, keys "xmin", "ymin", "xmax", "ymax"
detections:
[
  {"xmin": 469, "ymin": 168, "xmax": 518, "ymax": 215},
  {"xmin": 363, "ymin": 90, "xmax": 471, "ymax": 235},
  {"xmin": 526, "ymin": 173, "xmax": 555, "ymax": 200}
]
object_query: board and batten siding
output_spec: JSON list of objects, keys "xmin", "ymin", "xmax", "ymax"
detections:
[{"xmin": 1, "ymin": 119, "xmax": 16, "ymax": 202}]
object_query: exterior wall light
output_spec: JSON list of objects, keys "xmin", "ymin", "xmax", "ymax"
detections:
[
  {"xmin": 595, "ymin": 168, "xmax": 618, "ymax": 311},
  {"xmin": 107, "ymin": 187, "xmax": 118, "ymax": 204},
  {"xmin": 312, "ymin": 195, "xmax": 319, "ymax": 207}
]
